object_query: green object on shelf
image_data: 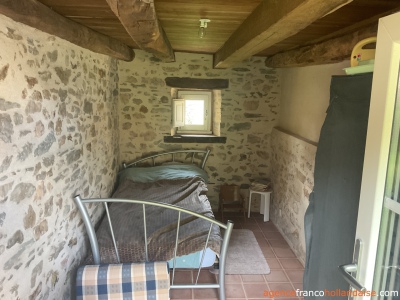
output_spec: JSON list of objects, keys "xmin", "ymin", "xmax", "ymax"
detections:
[{"xmin": 343, "ymin": 59, "xmax": 374, "ymax": 75}]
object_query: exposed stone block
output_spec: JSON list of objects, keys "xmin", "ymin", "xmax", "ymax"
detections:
[
  {"xmin": 0, "ymin": 98, "xmax": 20, "ymax": 111},
  {"xmin": 0, "ymin": 113, "xmax": 13, "ymax": 142},
  {"xmin": 0, "ymin": 182, "xmax": 13, "ymax": 202},
  {"xmin": 7, "ymin": 230, "xmax": 24, "ymax": 249},
  {"xmin": 54, "ymin": 67, "xmax": 71, "ymax": 85},
  {"xmin": 24, "ymin": 205, "xmax": 36, "ymax": 229},
  {"xmin": 33, "ymin": 220, "xmax": 48, "ymax": 240},
  {"xmin": 227, "ymin": 122, "xmax": 251, "ymax": 132},
  {"xmin": 34, "ymin": 132, "xmax": 56, "ymax": 157},
  {"xmin": 10, "ymin": 182, "xmax": 36, "ymax": 203},
  {"xmin": 0, "ymin": 64, "xmax": 9, "ymax": 81}
]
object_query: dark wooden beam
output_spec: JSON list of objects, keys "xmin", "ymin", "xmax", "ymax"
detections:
[
  {"xmin": 297, "ymin": 5, "xmax": 400, "ymax": 50},
  {"xmin": 165, "ymin": 77, "xmax": 229, "ymax": 89},
  {"xmin": 0, "ymin": 0, "xmax": 134, "ymax": 61},
  {"xmin": 105, "ymin": 0, "xmax": 174, "ymax": 62},
  {"xmin": 265, "ymin": 24, "xmax": 378, "ymax": 68},
  {"xmin": 213, "ymin": 0, "xmax": 352, "ymax": 69}
]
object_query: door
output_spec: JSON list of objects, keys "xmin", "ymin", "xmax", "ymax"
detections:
[{"xmin": 345, "ymin": 12, "xmax": 400, "ymax": 300}]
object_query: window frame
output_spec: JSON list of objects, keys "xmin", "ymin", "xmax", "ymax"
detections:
[{"xmin": 174, "ymin": 90, "xmax": 212, "ymax": 135}]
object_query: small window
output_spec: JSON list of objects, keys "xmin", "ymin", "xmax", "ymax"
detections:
[{"xmin": 173, "ymin": 90, "xmax": 212, "ymax": 134}]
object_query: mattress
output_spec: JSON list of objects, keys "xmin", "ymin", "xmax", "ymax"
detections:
[{"xmin": 87, "ymin": 166, "xmax": 221, "ymax": 265}]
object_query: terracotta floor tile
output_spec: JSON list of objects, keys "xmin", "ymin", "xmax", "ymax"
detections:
[
  {"xmin": 193, "ymin": 288, "xmax": 219, "ymax": 299},
  {"xmin": 279, "ymin": 259, "xmax": 304, "ymax": 270},
  {"xmin": 242, "ymin": 222, "xmax": 261, "ymax": 231},
  {"xmin": 195, "ymin": 270, "xmax": 217, "ymax": 284},
  {"xmin": 266, "ymin": 258, "xmax": 282, "ymax": 269},
  {"xmin": 261, "ymin": 246, "xmax": 277, "ymax": 258},
  {"xmin": 285, "ymin": 270, "xmax": 303, "ymax": 283},
  {"xmin": 263, "ymin": 231, "xmax": 285, "ymax": 240},
  {"xmin": 273, "ymin": 247, "xmax": 296, "ymax": 258},
  {"xmin": 261, "ymin": 247, "xmax": 276, "ymax": 261},
  {"xmin": 225, "ymin": 274, "xmax": 242, "ymax": 283},
  {"xmin": 226, "ymin": 283, "xmax": 246, "ymax": 299},
  {"xmin": 170, "ymin": 288, "xmax": 193, "ymax": 299},
  {"xmin": 252, "ymin": 230, "xmax": 266, "ymax": 237},
  {"xmin": 258, "ymin": 238, "xmax": 272, "ymax": 247},
  {"xmin": 243, "ymin": 218, "xmax": 258, "ymax": 224},
  {"xmin": 242, "ymin": 283, "xmax": 269, "ymax": 299},
  {"xmin": 291, "ymin": 282, "xmax": 303, "ymax": 291},
  {"xmin": 171, "ymin": 270, "xmax": 193, "ymax": 284},
  {"xmin": 264, "ymin": 270, "xmax": 289, "ymax": 282},
  {"xmin": 252, "ymin": 214, "xmax": 266, "ymax": 220},
  {"xmin": 259, "ymin": 223, "xmax": 279, "ymax": 232},
  {"xmin": 268, "ymin": 239, "xmax": 290, "ymax": 248},
  {"xmin": 241, "ymin": 274, "xmax": 265, "ymax": 282}
]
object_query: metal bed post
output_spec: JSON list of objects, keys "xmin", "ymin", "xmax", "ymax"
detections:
[
  {"xmin": 219, "ymin": 220, "xmax": 234, "ymax": 300},
  {"xmin": 73, "ymin": 195, "xmax": 101, "ymax": 264},
  {"xmin": 201, "ymin": 148, "xmax": 211, "ymax": 170},
  {"xmin": 104, "ymin": 202, "xmax": 121, "ymax": 263}
]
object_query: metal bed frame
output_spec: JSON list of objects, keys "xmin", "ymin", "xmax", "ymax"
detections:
[
  {"xmin": 74, "ymin": 195, "xmax": 234, "ymax": 300},
  {"xmin": 122, "ymin": 148, "xmax": 211, "ymax": 170}
]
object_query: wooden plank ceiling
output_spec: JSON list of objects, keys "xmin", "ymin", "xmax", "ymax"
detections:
[{"xmin": 18, "ymin": 0, "xmax": 400, "ymax": 67}]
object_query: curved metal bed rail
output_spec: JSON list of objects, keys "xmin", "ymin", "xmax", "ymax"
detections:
[
  {"xmin": 73, "ymin": 194, "xmax": 233, "ymax": 300},
  {"xmin": 122, "ymin": 148, "xmax": 211, "ymax": 170}
]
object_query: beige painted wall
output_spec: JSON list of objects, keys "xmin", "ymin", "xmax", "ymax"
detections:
[{"xmin": 279, "ymin": 61, "xmax": 349, "ymax": 143}]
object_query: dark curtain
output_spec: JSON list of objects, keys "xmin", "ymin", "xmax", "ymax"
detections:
[{"xmin": 303, "ymin": 73, "xmax": 373, "ymax": 299}]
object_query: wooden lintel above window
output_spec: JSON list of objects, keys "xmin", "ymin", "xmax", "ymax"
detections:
[{"xmin": 165, "ymin": 77, "xmax": 229, "ymax": 89}]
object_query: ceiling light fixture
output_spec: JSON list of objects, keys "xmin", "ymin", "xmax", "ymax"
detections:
[{"xmin": 199, "ymin": 19, "xmax": 210, "ymax": 38}]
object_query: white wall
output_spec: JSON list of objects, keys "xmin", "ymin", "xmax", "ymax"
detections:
[{"xmin": 279, "ymin": 61, "xmax": 349, "ymax": 143}]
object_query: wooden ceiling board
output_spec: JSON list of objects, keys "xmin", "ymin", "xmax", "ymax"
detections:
[
  {"xmin": 256, "ymin": 0, "xmax": 400, "ymax": 56},
  {"xmin": 31, "ymin": 0, "xmax": 400, "ymax": 66},
  {"xmin": 155, "ymin": 0, "xmax": 262, "ymax": 54}
]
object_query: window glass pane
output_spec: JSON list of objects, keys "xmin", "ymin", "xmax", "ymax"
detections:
[
  {"xmin": 378, "ymin": 209, "xmax": 400, "ymax": 299},
  {"xmin": 185, "ymin": 100, "xmax": 204, "ymax": 125},
  {"xmin": 373, "ymin": 62, "xmax": 400, "ymax": 299}
]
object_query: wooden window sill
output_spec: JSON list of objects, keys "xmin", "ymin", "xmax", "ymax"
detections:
[{"xmin": 164, "ymin": 135, "xmax": 226, "ymax": 144}]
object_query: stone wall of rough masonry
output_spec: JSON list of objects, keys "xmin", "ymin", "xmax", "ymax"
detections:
[
  {"xmin": 270, "ymin": 128, "xmax": 317, "ymax": 264},
  {"xmin": 0, "ymin": 15, "xmax": 119, "ymax": 299},
  {"xmin": 118, "ymin": 50, "xmax": 281, "ymax": 208}
]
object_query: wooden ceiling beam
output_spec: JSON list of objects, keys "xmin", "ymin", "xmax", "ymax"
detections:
[
  {"xmin": 0, "ymin": 0, "xmax": 134, "ymax": 61},
  {"xmin": 265, "ymin": 23, "xmax": 378, "ymax": 68},
  {"xmin": 213, "ymin": 0, "xmax": 353, "ymax": 69},
  {"xmin": 105, "ymin": 0, "xmax": 175, "ymax": 62}
]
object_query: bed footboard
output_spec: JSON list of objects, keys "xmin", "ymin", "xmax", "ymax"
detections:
[{"xmin": 73, "ymin": 195, "xmax": 233, "ymax": 300}]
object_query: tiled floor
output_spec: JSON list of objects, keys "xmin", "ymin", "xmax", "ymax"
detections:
[{"xmin": 170, "ymin": 212, "xmax": 305, "ymax": 300}]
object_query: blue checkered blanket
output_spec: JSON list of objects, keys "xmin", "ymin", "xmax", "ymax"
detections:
[{"xmin": 76, "ymin": 262, "xmax": 170, "ymax": 300}]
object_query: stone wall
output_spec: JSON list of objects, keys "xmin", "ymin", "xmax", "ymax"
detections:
[
  {"xmin": 0, "ymin": 15, "xmax": 119, "ymax": 299},
  {"xmin": 270, "ymin": 127, "xmax": 317, "ymax": 264},
  {"xmin": 118, "ymin": 50, "xmax": 280, "ymax": 208}
]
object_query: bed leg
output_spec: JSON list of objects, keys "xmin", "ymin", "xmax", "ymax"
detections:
[{"xmin": 218, "ymin": 220, "xmax": 234, "ymax": 300}]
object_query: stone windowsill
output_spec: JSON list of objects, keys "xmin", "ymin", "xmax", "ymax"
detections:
[{"xmin": 164, "ymin": 135, "xmax": 226, "ymax": 144}]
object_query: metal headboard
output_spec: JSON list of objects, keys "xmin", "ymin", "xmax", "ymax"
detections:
[
  {"xmin": 122, "ymin": 148, "xmax": 211, "ymax": 170},
  {"xmin": 74, "ymin": 195, "xmax": 233, "ymax": 300}
]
